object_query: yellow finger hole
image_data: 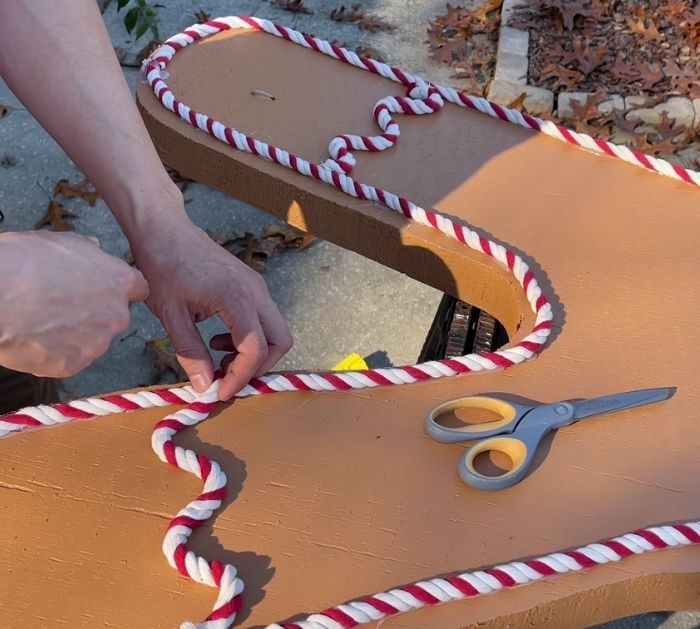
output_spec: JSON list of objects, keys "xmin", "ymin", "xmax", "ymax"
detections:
[
  {"xmin": 431, "ymin": 396, "xmax": 517, "ymax": 433},
  {"xmin": 466, "ymin": 437, "xmax": 528, "ymax": 478}
]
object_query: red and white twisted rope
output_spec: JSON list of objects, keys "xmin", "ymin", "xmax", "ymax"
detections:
[
  {"xmin": 3, "ymin": 385, "xmax": 699, "ymax": 627},
  {"xmin": 141, "ymin": 16, "xmax": 557, "ymax": 399},
  {"xmin": 143, "ymin": 16, "xmax": 700, "ymax": 188},
  {"xmin": 2, "ymin": 14, "xmax": 698, "ymax": 628},
  {"xmin": 273, "ymin": 520, "xmax": 700, "ymax": 628}
]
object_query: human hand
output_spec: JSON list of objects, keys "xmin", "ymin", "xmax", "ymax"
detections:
[
  {"xmin": 131, "ymin": 212, "xmax": 292, "ymax": 400},
  {"xmin": 0, "ymin": 231, "xmax": 148, "ymax": 377}
]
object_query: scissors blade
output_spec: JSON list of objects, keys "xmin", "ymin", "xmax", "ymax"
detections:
[{"xmin": 571, "ymin": 387, "xmax": 674, "ymax": 421}]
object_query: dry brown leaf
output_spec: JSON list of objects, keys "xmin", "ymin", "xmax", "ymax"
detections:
[
  {"xmin": 427, "ymin": 2, "xmax": 499, "ymax": 90},
  {"xmin": 194, "ymin": 8, "xmax": 211, "ymax": 23},
  {"xmin": 636, "ymin": 62, "xmax": 664, "ymax": 90},
  {"xmin": 208, "ymin": 224, "xmax": 316, "ymax": 272},
  {"xmin": 606, "ymin": 110, "xmax": 641, "ymax": 134},
  {"xmin": 431, "ymin": 39, "xmax": 470, "ymax": 64},
  {"xmin": 539, "ymin": 63, "xmax": 584, "ymax": 90},
  {"xmin": 652, "ymin": 111, "xmax": 693, "ymax": 151},
  {"xmin": 1, "ymin": 154, "xmax": 16, "ymax": 168},
  {"xmin": 331, "ymin": 5, "xmax": 394, "ymax": 31},
  {"xmin": 35, "ymin": 200, "xmax": 78, "ymax": 231},
  {"xmin": 546, "ymin": 0, "xmax": 607, "ymax": 30},
  {"xmin": 657, "ymin": 111, "xmax": 682, "ymax": 138},
  {"xmin": 671, "ymin": 76, "xmax": 700, "ymax": 99},
  {"xmin": 205, "ymin": 229, "xmax": 232, "ymax": 246},
  {"xmin": 569, "ymin": 90, "xmax": 608, "ymax": 126},
  {"xmin": 236, "ymin": 237, "xmax": 277, "ymax": 273},
  {"xmin": 356, "ymin": 45, "xmax": 386, "ymax": 62},
  {"xmin": 625, "ymin": 111, "xmax": 691, "ymax": 156},
  {"xmin": 0, "ymin": 103, "xmax": 10, "ymax": 118},
  {"xmin": 473, "ymin": 0, "xmax": 503, "ymax": 22},
  {"xmin": 144, "ymin": 337, "xmax": 187, "ymax": 383},
  {"xmin": 626, "ymin": 16, "xmax": 661, "ymax": 41},
  {"xmin": 568, "ymin": 37, "xmax": 608, "ymax": 74},
  {"xmin": 264, "ymin": 224, "xmax": 316, "ymax": 250},
  {"xmin": 222, "ymin": 231, "xmax": 255, "ymax": 253},
  {"xmin": 357, "ymin": 14, "xmax": 395, "ymax": 32},
  {"xmin": 54, "ymin": 178, "xmax": 99, "ymax": 206},
  {"xmin": 665, "ymin": 0, "xmax": 688, "ymax": 16},
  {"xmin": 610, "ymin": 55, "xmax": 640, "ymax": 82},
  {"xmin": 506, "ymin": 92, "xmax": 528, "ymax": 111},
  {"xmin": 274, "ymin": 0, "xmax": 313, "ymax": 14}
]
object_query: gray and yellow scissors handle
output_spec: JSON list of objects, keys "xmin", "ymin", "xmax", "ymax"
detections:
[{"xmin": 426, "ymin": 388, "xmax": 673, "ymax": 491}]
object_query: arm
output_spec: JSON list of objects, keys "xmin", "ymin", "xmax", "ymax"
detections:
[{"xmin": 0, "ymin": 0, "xmax": 292, "ymax": 398}]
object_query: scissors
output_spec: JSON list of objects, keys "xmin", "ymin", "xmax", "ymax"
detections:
[{"xmin": 425, "ymin": 387, "xmax": 673, "ymax": 491}]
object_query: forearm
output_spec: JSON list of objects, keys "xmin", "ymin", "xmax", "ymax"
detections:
[{"xmin": 0, "ymin": 0, "xmax": 185, "ymax": 238}]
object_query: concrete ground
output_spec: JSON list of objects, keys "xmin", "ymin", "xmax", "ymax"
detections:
[{"xmin": 0, "ymin": 0, "xmax": 697, "ymax": 626}]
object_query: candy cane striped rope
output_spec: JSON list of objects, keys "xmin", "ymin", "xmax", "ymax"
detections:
[
  {"xmin": 270, "ymin": 520, "xmax": 700, "ymax": 628},
  {"xmin": 141, "ymin": 15, "xmax": 557, "ymax": 398},
  {"xmin": 3, "ymin": 385, "xmax": 699, "ymax": 627},
  {"xmin": 0, "ymin": 384, "xmax": 198, "ymax": 439},
  {"xmin": 143, "ymin": 16, "xmax": 700, "ymax": 188},
  {"xmin": 151, "ymin": 384, "xmax": 244, "ymax": 628}
]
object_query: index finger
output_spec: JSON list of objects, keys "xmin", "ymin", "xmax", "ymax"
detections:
[{"xmin": 217, "ymin": 301, "xmax": 269, "ymax": 400}]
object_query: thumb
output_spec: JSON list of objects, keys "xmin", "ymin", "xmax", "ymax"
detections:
[{"xmin": 163, "ymin": 308, "xmax": 214, "ymax": 393}]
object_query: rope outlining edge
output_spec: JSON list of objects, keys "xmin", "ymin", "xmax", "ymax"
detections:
[{"xmin": 4, "ymin": 383, "xmax": 698, "ymax": 628}]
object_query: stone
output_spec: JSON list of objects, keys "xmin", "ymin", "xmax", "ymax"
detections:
[
  {"xmin": 624, "ymin": 95, "xmax": 649, "ymax": 109},
  {"xmin": 626, "ymin": 97, "xmax": 695, "ymax": 129},
  {"xmin": 557, "ymin": 92, "xmax": 624, "ymax": 120},
  {"xmin": 676, "ymin": 145, "xmax": 700, "ymax": 170},
  {"xmin": 693, "ymin": 99, "xmax": 700, "ymax": 130},
  {"xmin": 493, "ymin": 50, "xmax": 529, "ymax": 84},
  {"xmin": 498, "ymin": 26, "xmax": 529, "ymax": 57},
  {"xmin": 501, "ymin": 0, "xmax": 531, "ymax": 26},
  {"xmin": 487, "ymin": 79, "xmax": 554, "ymax": 115}
]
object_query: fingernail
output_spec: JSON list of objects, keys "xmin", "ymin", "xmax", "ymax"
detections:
[{"xmin": 191, "ymin": 374, "xmax": 209, "ymax": 392}]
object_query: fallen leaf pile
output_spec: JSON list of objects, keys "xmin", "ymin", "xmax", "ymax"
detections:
[
  {"xmin": 426, "ymin": 1, "xmax": 504, "ymax": 96},
  {"xmin": 331, "ymin": 5, "xmax": 396, "ymax": 32},
  {"xmin": 207, "ymin": 224, "xmax": 316, "ymax": 273},
  {"xmin": 34, "ymin": 177, "xmax": 99, "ymax": 232},
  {"xmin": 511, "ymin": 0, "xmax": 700, "ymax": 97},
  {"xmin": 555, "ymin": 91, "xmax": 694, "ymax": 158}
]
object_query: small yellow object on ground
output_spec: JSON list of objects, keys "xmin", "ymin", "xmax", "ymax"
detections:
[{"xmin": 332, "ymin": 352, "xmax": 368, "ymax": 371}]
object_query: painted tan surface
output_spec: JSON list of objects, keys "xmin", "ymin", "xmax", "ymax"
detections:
[{"xmin": 2, "ymin": 27, "xmax": 699, "ymax": 628}]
